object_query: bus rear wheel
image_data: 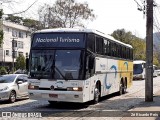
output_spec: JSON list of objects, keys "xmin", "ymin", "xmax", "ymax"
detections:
[{"xmin": 119, "ymin": 80, "xmax": 127, "ymax": 95}]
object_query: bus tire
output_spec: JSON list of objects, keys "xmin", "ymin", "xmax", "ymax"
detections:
[
  {"xmin": 93, "ymin": 85, "xmax": 100, "ymax": 104},
  {"xmin": 48, "ymin": 101, "xmax": 57, "ymax": 105},
  {"xmin": 119, "ymin": 80, "xmax": 127, "ymax": 95},
  {"xmin": 123, "ymin": 80, "xmax": 127, "ymax": 94},
  {"xmin": 119, "ymin": 81, "xmax": 123, "ymax": 95}
]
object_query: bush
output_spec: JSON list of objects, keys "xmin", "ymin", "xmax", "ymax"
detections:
[{"xmin": 0, "ymin": 66, "xmax": 7, "ymax": 75}]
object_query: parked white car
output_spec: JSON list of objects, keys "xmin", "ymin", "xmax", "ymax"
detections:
[
  {"xmin": 155, "ymin": 69, "xmax": 160, "ymax": 76},
  {"xmin": 0, "ymin": 74, "xmax": 28, "ymax": 103}
]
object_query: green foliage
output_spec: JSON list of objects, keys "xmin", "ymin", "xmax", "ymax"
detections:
[
  {"xmin": 5, "ymin": 15, "xmax": 23, "ymax": 24},
  {"xmin": 0, "ymin": 9, "xmax": 3, "ymax": 19},
  {"xmin": 0, "ymin": 66, "xmax": 7, "ymax": 75},
  {"xmin": 111, "ymin": 29, "xmax": 146, "ymax": 60},
  {"xmin": 15, "ymin": 54, "xmax": 26, "ymax": 70},
  {"xmin": 153, "ymin": 52, "xmax": 159, "ymax": 67},
  {"xmin": 0, "ymin": 30, "xmax": 3, "ymax": 46},
  {"xmin": 111, "ymin": 28, "xmax": 160, "ymax": 66},
  {"xmin": 23, "ymin": 18, "xmax": 42, "ymax": 30},
  {"xmin": 131, "ymin": 38, "xmax": 146, "ymax": 60}
]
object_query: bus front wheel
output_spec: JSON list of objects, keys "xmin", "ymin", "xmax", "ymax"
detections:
[
  {"xmin": 93, "ymin": 86, "xmax": 100, "ymax": 104},
  {"xmin": 48, "ymin": 101, "xmax": 57, "ymax": 105}
]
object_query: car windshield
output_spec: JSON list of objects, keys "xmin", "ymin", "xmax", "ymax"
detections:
[
  {"xmin": 30, "ymin": 50, "xmax": 84, "ymax": 80},
  {"xmin": 133, "ymin": 64, "xmax": 143, "ymax": 75},
  {"xmin": 0, "ymin": 75, "xmax": 17, "ymax": 83}
]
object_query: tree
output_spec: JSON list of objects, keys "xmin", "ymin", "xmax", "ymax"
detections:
[
  {"xmin": 15, "ymin": 54, "xmax": 26, "ymax": 70},
  {"xmin": 23, "ymin": 18, "xmax": 42, "ymax": 30},
  {"xmin": 0, "ymin": 9, "xmax": 3, "ymax": 46},
  {"xmin": 5, "ymin": 15, "xmax": 23, "ymax": 24},
  {"xmin": 38, "ymin": 0, "xmax": 95, "ymax": 28},
  {"xmin": 111, "ymin": 29, "xmax": 135, "ymax": 44},
  {"xmin": 0, "ymin": 9, "xmax": 3, "ymax": 19},
  {"xmin": 111, "ymin": 29, "xmax": 146, "ymax": 61}
]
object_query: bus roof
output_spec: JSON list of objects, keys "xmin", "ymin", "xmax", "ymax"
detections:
[
  {"xmin": 34, "ymin": 28, "xmax": 133, "ymax": 48},
  {"xmin": 133, "ymin": 60, "xmax": 146, "ymax": 64}
]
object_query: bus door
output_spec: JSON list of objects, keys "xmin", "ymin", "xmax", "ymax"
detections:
[{"xmin": 85, "ymin": 54, "xmax": 95, "ymax": 101}]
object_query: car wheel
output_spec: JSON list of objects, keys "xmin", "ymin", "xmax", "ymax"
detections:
[{"xmin": 9, "ymin": 91, "xmax": 16, "ymax": 103}]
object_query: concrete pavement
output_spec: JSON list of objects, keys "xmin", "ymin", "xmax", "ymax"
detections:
[{"xmin": 121, "ymin": 90, "xmax": 160, "ymax": 120}]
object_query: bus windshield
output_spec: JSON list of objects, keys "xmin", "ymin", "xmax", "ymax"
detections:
[
  {"xmin": 30, "ymin": 50, "xmax": 84, "ymax": 80},
  {"xmin": 133, "ymin": 64, "xmax": 143, "ymax": 75}
]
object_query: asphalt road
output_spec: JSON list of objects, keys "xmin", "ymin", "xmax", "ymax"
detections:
[{"xmin": 0, "ymin": 76, "xmax": 160, "ymax": 120}]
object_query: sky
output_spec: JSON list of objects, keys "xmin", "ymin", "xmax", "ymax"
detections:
[{"xmin": 2, "ymin": 0, "xmax": 160, "ymax": 39}]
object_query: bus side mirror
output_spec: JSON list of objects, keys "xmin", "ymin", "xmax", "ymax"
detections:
[
  {"xmin": 88, "ymin": 57, "xmax": 94, "ymax": 69},
  {"xmin": 26, "ymin": 58, "xmax": 29, "ymax": 71},
  {"xmin": 143, "ymin": 63, "xmax": 146, "ymax": 68}
]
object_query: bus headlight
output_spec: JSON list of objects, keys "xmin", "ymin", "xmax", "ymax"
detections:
[
  {"xmin": 28, "ymin": 83, "xmax": 39, "ymax": 90},
  {"xmin": 67, "ymin": 87, "xmax": 82, "ymax": 91}
]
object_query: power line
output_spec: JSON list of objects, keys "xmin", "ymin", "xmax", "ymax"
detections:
[
  {"xmin": 3, "ymin": 0, "xmax": 38, "ymax": 15},
  {"xmin": 134, "ymin": 0, "xmax": 143, "ymax": 9}
]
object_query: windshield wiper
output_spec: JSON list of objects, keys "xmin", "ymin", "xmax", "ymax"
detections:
[{"xmin": 54, "ymin": 66, "xmax": 68, "ymax": 80}]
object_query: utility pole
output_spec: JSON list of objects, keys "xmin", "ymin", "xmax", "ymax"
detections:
[
  {"xmin": 145, "ymin": 0, "xmax": 153, "ymax": 102},
  {"xmin": 12, "ymin": 38, "xmax": 17, "ymax": 73}
]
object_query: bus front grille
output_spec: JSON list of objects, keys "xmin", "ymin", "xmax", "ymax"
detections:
[{"xmin": 39, "ymin": 87, "xmax": 67, "ymax": 91}]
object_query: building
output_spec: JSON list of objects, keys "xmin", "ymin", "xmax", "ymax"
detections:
[{"xmin": 0, "ymin": 21, "xmax": 31, "ymax": 70}]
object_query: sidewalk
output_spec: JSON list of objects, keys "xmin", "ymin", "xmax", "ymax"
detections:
[{"xmin": 122, "ymin": 90, "xmax": 160, "ymax": 120}]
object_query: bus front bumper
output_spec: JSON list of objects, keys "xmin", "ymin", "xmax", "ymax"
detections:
[{"xmin": 28, "ymin": 90, "xmax": 84, "ymax": 103}]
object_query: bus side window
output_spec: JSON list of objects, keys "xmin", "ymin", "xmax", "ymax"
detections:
[
  {"xmin": 96, "ymin": 36, "xmax": 104, "ymax": 55},
  {"xmin": 87, "ymin": 34, "xmax": 95, "ymax": 52}
]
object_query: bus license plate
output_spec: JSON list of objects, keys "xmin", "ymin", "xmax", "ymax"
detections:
[{"xmin": 49, "ymin": 94, "xmax": 58, "ymax": 98}]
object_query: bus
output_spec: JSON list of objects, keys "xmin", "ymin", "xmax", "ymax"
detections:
[
  {"xmin": 27, "ymin": 28, "xmax": 133, "ymax": 104},
  {"xmin": 133, "ymin": 60, "xmax": 157, "ymax": 80},
  {"xmin": 133, "ymin": 60, "xmax": 146, "ymax": 80},
  {"xmin": 153, "ymin": 65, "xmax": 158, "ymax": 77}
]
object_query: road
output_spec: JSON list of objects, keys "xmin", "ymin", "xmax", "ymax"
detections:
[{"xmin": 0, "ymin": 76, "xmax": 160, "ymax": 120}]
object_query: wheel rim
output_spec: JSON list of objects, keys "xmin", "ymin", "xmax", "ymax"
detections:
[
  {"xmin": 119, "ymin": 83, "xmax": 123, "ymax": 95},
  {"xmin": 123, "ymin": 85, "xmax": 127, "ymax": 93},
  {"xmin": 94, "ymin": 88, "xmax": 100, "ymax": 103},
  {"xmin": 10, "ymin": 92, "xmax": 16, "ymax": 102}
]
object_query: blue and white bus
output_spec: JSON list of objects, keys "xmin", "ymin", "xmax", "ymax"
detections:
[
  {"xmin": 133, "ymin": 60, "xmax": 157, "ymax": 80},
  {"xmin": 133, "ymin": 60, "xmax": 146, "ymax": 80},
  {"xmin": 27, "ymin": 28, "xmax": 133, "ymax": 104}
]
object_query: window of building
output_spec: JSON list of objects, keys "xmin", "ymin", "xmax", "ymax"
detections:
[
  {"xmin": 26, "ymin": 52, "xmax": 28, "ymax": 58},
  {"xmin": 18, "ymin": 41, "xmax": 24, "ymax": 49},
  {"xmin": 19, "ymin": 31, "xmax": 23, "ymax": 38},
  {"xmin": 12, "ymin": 30, "xmax": 18, "ymax": 37},
  {"xmin": 6, "ymin": 50, "xmax": 9, "ymax": 56},
  {"xmin": 12, "ymin": 40, "xmax": 17, "ymax": 48}
]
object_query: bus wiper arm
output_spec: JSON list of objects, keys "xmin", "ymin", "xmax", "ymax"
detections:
[{"xmin": 54, "ymin": 66, "xmax": 67, "ymax": 80}]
